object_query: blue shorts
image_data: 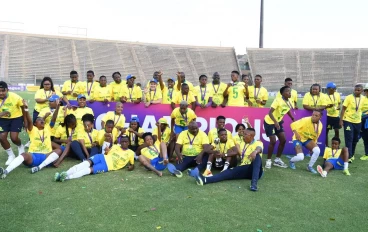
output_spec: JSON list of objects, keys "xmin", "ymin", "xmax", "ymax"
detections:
[
  {"xmin": 89, "ymin": 154, "xmax": 108, "ymax": 174},
  {"xmin": 174, "ymin": 125, "xmax": 188, "ymax": 134},
  {"xmin": 293, "ymin": 140, "xmax": 312, "ymax": 148},
  {"xmin": 60, "ymin": 145, "xmax": 66, "ymax": 152},
  {"xmin": 0, "ymin": 116, "xmax": 23, "ymax": 133},
  {"xmin": 29, "ymin": 153, "xmax": 47, "ymax": 167},
  {"xmin": 150, "ymin": 157, "xmax": 167, "ymax": 171},
  {"xmin": 326, "ymin": 157, "xmax": 344, "ymax": 170}
]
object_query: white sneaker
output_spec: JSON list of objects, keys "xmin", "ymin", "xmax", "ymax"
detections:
[
  {"xmin": 24, "ymin": 141, "xmax": 31, "ymax": 148},
  {"xmin": 265, "ymin": 159, "xmax": 272, "ymax": 169},
  {"xmin": 273, "ymin": 159, "xmax": 288, "ymax": 168},
  {"xmin": 5, "ymin": 155, "xmax": 15, "ymax": 166},
  {"xmin": 317, "ymin": 165, "xmax": 327, "ymax": 177}
]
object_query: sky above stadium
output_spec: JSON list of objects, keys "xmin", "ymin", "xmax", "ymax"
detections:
[{"xmin": 1, "ymin": 0, "xmax": 367, "ymax": 54}]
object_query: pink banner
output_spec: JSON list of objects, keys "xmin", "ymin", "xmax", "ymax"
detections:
[{"xmin": 71, "ymin": 101, "xmax": 327, "ymax": 155}]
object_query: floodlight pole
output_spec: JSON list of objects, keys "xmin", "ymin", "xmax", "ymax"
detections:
[{"xmin": 259, "ymin": 0, "xmax": 264, "ymax": 48}]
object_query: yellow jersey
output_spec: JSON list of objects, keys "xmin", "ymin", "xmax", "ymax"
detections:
[
  {"xmin": 247, "ymin": 86, "xmax": 268, "ymax": 108},
  {"xmin": 207, "ymin": 128, "xmax": 233, "ymax": 144},
  {"xmin": 61, "ymin": 80, "xmax": 84, "ymax": 100},
  {"xmin": 194, "ymin": 85, "xmax": 213, "ymax": 105},
  {"xmin": 152, "ymin": 126, "xmax": 171, "ymax": 143},
  {"xmin": 38, "ymin": 107, "xmax": 66, "ymax": 136},
  {"xmin": 171, "ymin": 107, "xmax": 197, "ymax": 126},
  {"xmin": 28, "ymin": 126, "xmax": 52, "ymax": 154},
  {"xmin": 264, "ymin": 97, "xmax": 293, "ymax": 124},
  {"xmin": 232, "ymin": 134, "xmax": 243, "ymax": 145},
  {"xmin": 176, "ymin": 130, "xmax": 209, "ymax": 156},
  {"xmin": 276, "ymin": 89, "xmax": 298, "ymax": 107},
  {"xmin": 342, "ymin": 94, "xmax": 366, "ymax": 123},
  {"xmin": 66, "ymin": 107, "xmax": 94, "ymax": 125},
  {"xmin": 80, "ymin": 81, "xmax": 98, "ymax": 99},
  {"xmin": 104, "ymin": 145, "xmax": 135, "ymax": 171},
  {"xmin": 291, "ymin": 116, "xmax": 323, "ymax": 142},
  {"xmin": 54, "ymin": 125, "xmax": 79, "ymax": 145},
  {"xmin": 120, "ymin": 86, "xmax": 142, "ymax": 103},
  {"xmin": 208, "ymin": 82, "xmax": 227, "ymax": 105},
  {"xmin": 124, "ymin": 127, "xmax": 145, "ymax": 146},
  {"xmin": 102, "ymin": 111, "xmax": 126, "ymax": 129},
  {"xmin": 362, "ymin": 96, "xmax": 368, "ymax": 112},
  {"xmin": 0, "ymin": 92, "xmax": 24, "ymax": 119},
  {"xmin": 77, "ymin": 129, "xmax": 99, "ymax": 148},
  {"xmin": 302, "ymin": 93, "xmax": 330, "ymax": 108},
  {"xmin": 326, "ymin": 92, "xmax": 341, "ymax": 117},
  {"xmin": 110, "ymin": 81, "xmax": 127, "ymax": 102},
  {"xmin": 141, "ymin": 141, "xmax": 161, "ymax": 160},
  {"xmin": 171, "ymin": 92, "xmax": 196, "ymax": 104},
  {"xmin": 323, "ymin": 147, "xmax": 342, "ymax": 160},
  {"xmin": 34, "ymin": 89, "xmax": 63, "ymax": 112},
  {"xmin": 145, "ymin": 88, "xmax": 163, "ymax": 102},
  {"xmin": 91, "ymin": 85, "xmax": 112, "ymax": 102},
  {"xmin": 227, "ymin": 83, "xmax": 245, "ymax": 106},
  {"xmin": 239, "ymin": 140, "xmax": 263, "ymax": 166},
  {"xmin": 97, "ymin": 128, "xmax": 119, "ymax": 146},
  {"xmin": 162, "ymin": 87, "xmax": 179, "ymax": 104},
  {"xmin": 211, "ymin": 139, "xmax": 235, "ymax": 154}
]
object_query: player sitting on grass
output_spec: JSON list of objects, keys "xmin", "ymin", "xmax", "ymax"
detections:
[
  {"xmin": 55, "ymin": 135, "xmax": 134, "ymax": 182},
  {"xmin": 53, "ymin": 114, "xmax": 80, "ymax": 167},
  {"xmin": 203, "ymin": 128, "xmax": 238, "ymax": 177},
  {"xmin": 189, "ymin": 127, "xmax": 264, "ymax": 191},
  {"xmin": 167, "ymin": 121, "xmax": 211, "ymax": 178},
  {"xmin": 0, "ymin": 100, "xmax": 62, "ymax": 178},
  {"xmin": 70, "ymin": 114, "xmax": 99, "ymax": 160},
  {"xmin": 136, "ymin": 132, "xmax": 169, "ymax": 177},
  {"xmin": 287, "ymin": 110, "xmax": 323, "ymax": 173},
  {"xmin": 317, "ymin": 137, "xmax": 351, "ymax": 177}
]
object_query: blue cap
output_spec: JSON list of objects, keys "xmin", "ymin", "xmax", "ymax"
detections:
[
  {"xmin": 77, "ymin": 94, "xmax": 86, "ymax": 99},
  {"xmin": 168, "ymin": 77, "xmax": 176, "ymax": 82},
  {"xmin": 131, "ymin": 116, "xmax": 140, "ymax": 123},
  {"xmin": 326, "ymin": 82, "xmax": 336, "ymax": 89},
  {"xmin": 149, "ymin": 79, "xmax": 158, "ymax": 84},
  {"xmin": 126, "ymin": 74, "xmax": 136, "ymax": 80},
  {"xmin": 48, "ymin": 95, "xmax": 60, "ymax": 102}
]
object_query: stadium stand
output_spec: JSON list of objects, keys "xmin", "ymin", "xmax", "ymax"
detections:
[
  {"xmin": 247, "ymin": 48, "xmax": 368, "ymax": 93},
  {"xmin": 0, "ymin": 32, "xmax": 240, "ymax": 85}
]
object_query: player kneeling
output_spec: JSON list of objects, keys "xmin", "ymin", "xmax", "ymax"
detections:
[
  {"xmin": 317, "ymin": 137, "xmax": 350, "ymax": 177},
  {"xmin": 54, "ymin": 135, "xmax": 134, "ymax": 182},
  {"xmin": 136, "ymin": 132, "xmax": 169, "ymax": 177},
  {"xmin": 0, "ymin": 100, "xmax": 62, "ymax": 179}
]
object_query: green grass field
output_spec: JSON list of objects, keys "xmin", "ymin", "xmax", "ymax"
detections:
[{"xmin": 1, "ymin": 92, "xmax": 367, "ymax": 232}]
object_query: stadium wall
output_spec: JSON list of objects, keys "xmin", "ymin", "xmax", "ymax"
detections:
[
  {"xmin": 0, "ymin": 32, "xmax": 239, "ymax": 85},
  {"xmin": 247, "ymin": 48, "xmax": 368, "ymax": 92}
]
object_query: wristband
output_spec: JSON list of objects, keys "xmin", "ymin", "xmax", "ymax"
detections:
[{"xmin": 24, "ymin": 109, "xmax": 29, "ymax": 112}]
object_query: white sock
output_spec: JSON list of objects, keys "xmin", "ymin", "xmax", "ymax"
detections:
[
  {"xmin": 18, "ymin": 144, "xmax": 25, "ymax": 156},
  {"xmin": 101, "ymin": 142, "xmax": 110, "ymax": 152},
  {"xmin": 344, "ymin": 162, "xmax": 348, "ymax": 170},
  {"xmin": 290, "ymin": 153, "xmax": 304, "ymax": 162},
  {"xmin": 5, "ymin": 155, "xmax": 24, "ymax": 174},
  {"xmin": 68, "ymin": 167, "xmax": 91, "ymax": 179},
  {"xmin": 222, "ymin": 161, "xmax": 230, "ymax": 171},
  {"xmin": 66, "ymin": 161, "xmax": 90, "ymax": 176},
  {"xmin": 206, "ymin": 162, "xmax": 212, "ymax": 170},
  {"xmin": 323, "ymin": 171, "xmax": 328, "ymax": 176},
  {"xmin": 39, "ymin": 152, "xmax": 59, "ymax": 169},
  {"xmin": 274, "ymin": 157, "xmax": 280, "ymax": 162},
  {"xmin": 308, "ymin": 147, "xmax": 320, "ymax": 167},
  {"xmin": 6, "ymin": 148, "xmax": 15, "ymax": 157}
]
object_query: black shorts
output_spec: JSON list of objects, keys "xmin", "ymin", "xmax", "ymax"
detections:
[
  {"xmin": 264, "ymin": 120, "xmax": 284, "ymax": 137},
  {"xmin": 0, "ymin": 116, "xmax": 24, "ymax": 133},
  {"xmin": 327, "ymin": 116, "xmax": 341, "ymax": 130}
]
